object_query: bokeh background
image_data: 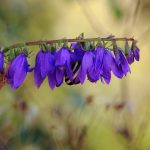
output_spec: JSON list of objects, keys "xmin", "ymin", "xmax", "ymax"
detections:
[{"xmin": 0, "ymin": 0, "xmax": 150, "ymax": 149}]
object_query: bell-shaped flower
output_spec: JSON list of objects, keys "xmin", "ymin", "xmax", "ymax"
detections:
[
  {"xmin": 87, "ymin": 47, "xmax": 104, "ymax": 83},
  {"xmin": 133, "ymin": 45, "xmax": 140, "ymax": 61},
  {"xmin": 34, "ymin": 50, "xmax": 55, "ymax": 88},
  {"xmin": 94, "ymin": 47, "xmax": 123, "ymax": 84},
  {"xmin": 6, "ymin": 54, "xmax": 32, "ymax": 89},
  {"xmin": 100, "ymin": 49, "xmax": 115, "ymax": 84},
  {"xmin": 95, "ymin": 47, "xmax": 105, "ymax": 71},
  {"xmin": 0, "ymin": 52, "xmax": 4, "ymax": 73},
  {"xmin": 55, "ymin": 47, "xmax": 73, "ymax": 86},
  {"xmin": 95, "ymin": 47, "xmax": 118, "ymax": 84},
  {"xmin": 114, "ymin": 48, "xmax": 130, "ymax": 76},
  {"xmin": 65, "ymin": 42, "xmax": 85, "ymax": 85},
  {"xmin": 76, "ymin": 51, "xmax": 96, "ymax": 84},
  {"xmin": 125, "ymin": 41, "xmax": 134, "ymax": 64},
  {"xmin": 126, "ymin": 49, "xmax": 134, "ymax": 64}
]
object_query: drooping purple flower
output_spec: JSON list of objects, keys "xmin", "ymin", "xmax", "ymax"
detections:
[
  {"xmin": 96, "ymin": 48, "xmax": 125, "ymax": 80},
  {"xmin": 125, "ymin": 41, "xmax": 134, "ymax": 65},
  {"xmin": 76, "ymin": 51, "xmax": 96, "ymax": 84},
  {"xmin": 114, "ymin": 48, "xmax": 130, "ymax": 76},
  {"xmin": 126, "ymin": 49, "xmax": 134, "ymax": 64},
  {"xmin": 6, "ymin": 54, "xmax": 32, "ymax": 89},
  {"xmin": 74, "ymin": 46, "xmax": 121, "ymax": 84},
  {"xmin": 95, "ymin": 47, "xmax": 116, "ymax": 84},
  {"xmin": 95, "ymin": 47, "xmax": 105, "ymax": 71},
  {"xmin": 100, "ymin": 49, "xmax": 115, "ymax": 84},
  {"xmin": 65, "ymin": 42, "xmax": 85, "ymax": 85},
  {"xmin": 0, "ymin": 52, "xmax": 4, "ymax": 72},
  {"xmin": 93, "ymin": 46, "xmax": 124, "ymax": 84},
  {"xmin": 133, "ymin": 46, "xmax": 140, "ymax": 61},
  {"xmin": 34, "ymin": 50, "xmax": 55, "ymax": 88},
  {"xmin": 55, "ymin": 47, "xmax": 73, "ymax": 86},
  {"xmin": 88, "ymin": 47, "xmax": 105, "ymax": 83}
]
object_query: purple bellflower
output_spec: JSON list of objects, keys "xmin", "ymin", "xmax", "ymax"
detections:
[
  {"xmin": 126, "ymin": 49, "xmax": 134, "ymax": 64},
  {"xmin": 34, "ymin": 50, "xmax": 55, "ymax": 88},
  {"xmin": 114, "ymin": 48, "xmax": 130, "ymax": 77},
  {"xmin": 71, "ymin": 42, "xmax": 101, "ymax": 84},
  {"xmin": 125, "ymin": 41, "xmax": 140, "ymax": 64},
  {"xmin": 133, "ymin": 46, "xmax": 140, "ymax": 61},
  {"xmin": 55, "ymin": 47, "xmax": 73, "ymax": 86},
  {"xmin": 65, "ymin": 42, "xmax": 85, "ymax": 85},
  {"xmin": 89, "ymin": 47, "xmax": 105, "ymax": 83},
  {"xmin": 0, "ymin": 52, "xmax": 4, "ymax": 73},
  {"xmin": 6, "ymin": 54, "xmax": 32, "ymax": 89},
  {"xmin": 76, "ymin": 51, "xmax": 96, "ymax": 84},
  {"xmin": 125, "ymin": 41, "xmax": 134, "ymax": 64},
  {"xmin": 95, "ymin": 47, "xmax": 119, "ymax": 84},
  {"xmin": 46, "ymin": 51, "xmax": 61, "ymax": 90},
  {"xmin": 99, "ymin": 48, "xmax": 114, "ymax": 84}
]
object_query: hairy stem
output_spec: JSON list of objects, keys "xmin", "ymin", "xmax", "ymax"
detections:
[{"xmin": 2, "ymin": 37, "xmax": 136, "ymax": 53}]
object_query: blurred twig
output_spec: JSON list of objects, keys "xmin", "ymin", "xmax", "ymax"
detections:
[
  {"xmin": 75, "ymin": 0, "xmax": 109, "ymax": 35},
  {"xmin": 132, "ymin": 0, "xmax": 141, "ymax": 26}
]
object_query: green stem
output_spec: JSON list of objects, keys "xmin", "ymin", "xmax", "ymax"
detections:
[{"xmin": 2, "ymin": 37, "xmax": 136, "ymax": 53}]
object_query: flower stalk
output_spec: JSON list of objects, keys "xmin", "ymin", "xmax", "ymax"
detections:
[
  {"xmin": 2, "ymin": 37, "xmax": 136, "ymax": 53},
  {"xmin": 0, "ymin": 34, "xmax": 140, "ymax": 90}
]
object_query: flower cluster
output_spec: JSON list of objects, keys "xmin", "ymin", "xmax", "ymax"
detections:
[{"xmin": 0, "ymin": 38, "xmax": 140, "ymax": 90}]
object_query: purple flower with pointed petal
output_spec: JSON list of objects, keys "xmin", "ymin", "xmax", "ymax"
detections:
[
  {"xmin": 100, "ymin": 49, "xmax": 115, "ymax": 84},
  {"xmin": 125, "ymin": 41, "xmax": 134, "ymax": 64},
  {"xmin": 94, "ymin": 47, "xmax": 123, "ymax": 84},
  {"xmin": 0, "ymin": 52, "xmax": 4, "ymax": 72},
  {"xmin": 133, "ymin": 46, "xmax": 140, "ymax": 61},
  {"xmin": 48, "ymin": 70, "xmax": 57, "ymax": 90},
  {"xmin": 6, "ymin": 54, "xmax": 32, "ymax": 89},
  {"xmin": 55, "ymin": 47, "xmax": 73, "ymax": 86},
  {"xmin": 77, "ymin": 51, "xmax": 96, "ymax": 84},
  {"xmin": 95, "ymin": 48, "xmax": 117, "ymax": 84},
  {"xmin": 95, "ymin": 47, "xmax": 105, "ymax": 71},
  {"xmin": 114, "ymin": 48, "xmax": 130, "ymax": 76},
  {"xmin": 126, "ymin": 49, "xmax": 134, "ymax": 64},
  {"xmin": 34, "ymin": 50, "xmax": 55, "ymax": 88},
  {"xmin": 87, "ymin": 47, "xmax": 104, "ymax": 83},
  {"xmin": 64, "ymin": 42, "xmax": 85, "ymax": 85}
]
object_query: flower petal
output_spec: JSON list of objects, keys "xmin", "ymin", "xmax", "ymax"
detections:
[
  {"xmin": 100, "ymin": 49, "xmax": 113, "ymax": 84},
  {"xmin": 34, "ymin": 51, "xmax": 45, "ymax": 88},
  {"xmin": 40, "ymin": 51, "xmax": 55, "ymax": 78},
  {"xmin": 95, "ymin": 47, "xmax": 105, "ymax": 71},
  {"xmin": 55, "ymin": 47, "xmax": 70, "ymax": 66},
  {"xmin": 13, "ymin": 59, "xmax": 27, "ymax": 88},
  {"xmin": 48, "ymin": 71, "xmax": 57, "ymax": 90},
  {"xmin": 118, "ymin": 49, "xmax": 130, "ymax": 74},
  {"xmin": 34, "ymin": 65, "xmax": 45, "ymax": 88},
  {"xmin": 0, "ymin": 52, "xmax": 4, "ymax": 72},
  {"xmin": 6, "ymin": 54, "xmax": 29, "ymax": 89},
  {"xmin": 78, "ymin": 51, "xmax": 94, "ymax": 84},
  {"xmin": 126, "ymin": 50, "xmax": 134, "ymax": 64},
  {"xmin": 56, "ymin": 67, "xmax": 64, "ymax": 86},
  {"xmin": 133, "ymin": 46, "xmax": 140, "ymax": 61}
]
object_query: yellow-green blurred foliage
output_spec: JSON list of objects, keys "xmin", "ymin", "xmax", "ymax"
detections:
[{"xmin": 0, "ymin": 0, "xmax": 150, "ymax": 149}]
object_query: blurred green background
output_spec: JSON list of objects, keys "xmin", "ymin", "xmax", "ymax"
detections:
[{"xmin": 0, "ymin": 0, "xmax": 150, "ymax": 149}]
